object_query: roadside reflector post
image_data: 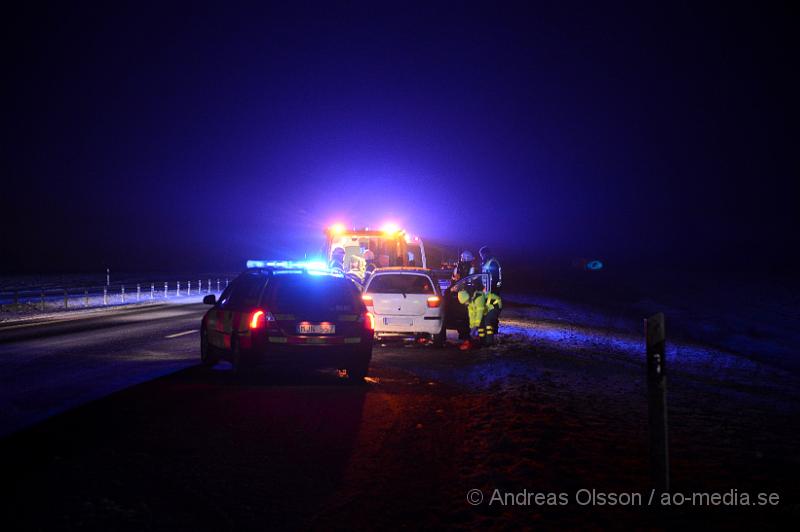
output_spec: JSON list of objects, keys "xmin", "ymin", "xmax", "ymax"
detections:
[
  {"xmin": 150, "ymin": 283, "xmax": 154, "ymax": 300},
  {"xmin": 40, "ymin": 289, "xmax": 45, "ymax": 311},
  {"xmin": 163, "ymin": 282, "xmax": 168, "ymax": 298},
  {"xmin": 136, "ymin": 283, "xmax": 141, "ymax": 301},
  {"xmin": 216, "ymin": 278, "xmax": 220, "ymax": 292},
  {"xmin": 121, "ymin": 285, "xmax": 125, "ymax": 304},
  {"xmin": 84, "ymin": 289, "xmax": 89, "ymax": 307},
  {"xmin": 198, "ymin": 279, "xmax": 202, "ymax": 293},
  {"xmin": 187, "ymin": 281, "xmax": 191, "ymax": 296},
  {"xmin": 103, "ymin": 287, "xmax": 108, "ymax": 306},
  {"xmin": 645, "ymin": 312, "xmax": 669, "ymax": 493},
  {"xmin": 208, "ymin": 278, "xmax": 211, "ymax": 293},
  {"xmin": 106, "ymin": 268, "xmax": 110, "ymax": 286},
  {"xmin": 225, "ymin": 278, "xmax": 229, "ymax": 288},
  {"xmin": 64, "ymin": 289, "xmax": 68, "ymax": 309},
  {"xmin": 177, "ymin": 281, "xmax": 181, "ymax": 296}
]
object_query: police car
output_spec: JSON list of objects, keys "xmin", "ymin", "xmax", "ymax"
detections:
[
  {"xmin": 200, "ymin": 261, "xmax": 374, "ymax": 381},
  {"xmin": 362, "ymin": 268, "xmax": 446, "ymax": 347}
]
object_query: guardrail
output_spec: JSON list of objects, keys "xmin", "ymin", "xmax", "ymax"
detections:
[{"xmin": 0, "ymin": 277, "xmax": 231, "ymax": 313}]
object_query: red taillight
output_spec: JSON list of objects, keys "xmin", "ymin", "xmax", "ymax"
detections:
[
  {"xmin": 364, "ymin": 312, "xmax": 375, "ymax": 331},
  {"xmin": 427, "ymin": 296, "xmax": 441, "ymax": 308},
  {"xmin": 362, "ymin": 294, "xmax": 374, "ymax": 307},
  {"xmin": 249, "ymin": 310, "xmax": 266, "ymax": 329}
]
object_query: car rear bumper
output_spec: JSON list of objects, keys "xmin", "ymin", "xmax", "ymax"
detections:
[
  {"xmin": 372, "ymin": 314, "xmax": 442, "ymax": 336},
  {"xmin": 244, "ymin": 334, "xmax": 373, "ymax": 368}
]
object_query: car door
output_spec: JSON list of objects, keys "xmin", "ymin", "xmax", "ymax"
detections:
[
  {"xmin": 444, "ymin": 273, "xmax": 490, "ymax": 329},
  {"xmin": 206, "ymin": 282, "xmax": 234, "ymax": 350},
  {"xmin": 207, "ymin": 273, "xmax": 266, "ymax": 350}
]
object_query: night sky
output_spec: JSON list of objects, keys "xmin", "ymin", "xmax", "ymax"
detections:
[{"xmin": 3, "ymin": 2, "xmax": 797, "ymax": 274}]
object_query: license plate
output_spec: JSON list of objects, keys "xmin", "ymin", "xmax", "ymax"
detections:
[
  {"xmin": 384, "ymin": 317, "xmax": 413, "ymax": 326},
  {"xmin": 296, "ymin": 323, "xmax": 336, "ymax": 334}
]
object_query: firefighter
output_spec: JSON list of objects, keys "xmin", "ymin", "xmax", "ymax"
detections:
[
  {"xmin": 452, "ymin": 250, "xmax": 476, "ymax": 282},
  {"xmin": 484, "ymin": 289, "xmax": 503, "ymax": 345},
  {"xmin": 456, "ymin": 279, "xmax": 486, "ymax": 350},
  {"xmin": 363, "ymin": 249, "xmax": 377, "ymax": 280},
  {"xmin": 479, "ymin": 246, "xmax": 502, "ymax": 294},
  {"xmin": 329, "ymin": 247, "xmax": 346, "ymax": 273}
]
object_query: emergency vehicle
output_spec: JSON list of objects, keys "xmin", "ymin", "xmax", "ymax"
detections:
[
  {"xmin": 200, "ymin": 262, "xmax": 374, "ymax": 381},
  {"xmin": 324, "ymin": 223, "xmax": 427, "ymax": 281}
]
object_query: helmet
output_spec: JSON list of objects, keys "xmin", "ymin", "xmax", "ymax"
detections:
[
  {"xmin": 363, "ymin": 249, "xmax": 375, "ymax": 261},
  {"xmin": 479, "ymin": 246, "xmax": 491, "ymax": 259},
  {"xmin": 332, "ymin": 247, "xmax": 345, "ymax": 257},
  {"xmin": 460, "ymin": 250, "xmax": 474, "ymax": 262}
]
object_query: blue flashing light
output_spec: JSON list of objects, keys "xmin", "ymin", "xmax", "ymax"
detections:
[{"xmin": 246, "ymin": 259, "xmax": 332, "ymax": 273}]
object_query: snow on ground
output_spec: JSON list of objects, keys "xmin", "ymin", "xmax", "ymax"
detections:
[
  {"xmin": 0, "ymin": 272, "xmax": 234, "ymax": 322},
  {"xmin": 371, "ymin": 273, "xmax": 800, "ymax": 525}
]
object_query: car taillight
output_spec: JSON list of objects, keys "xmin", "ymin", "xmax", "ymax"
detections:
[
  {"xmin": 249, "ymin": 310, "xmax": 265, "ymax": 329},
  {"xmin": 362, "ymin": 294, "xmax": 374, "ymax": 307},
  {"xmin": 427, "ymin": 296, "xmax": 441, "ymax": 308},
  {"xmin": 364, "ymin": 312, "xmax": 375, "ymax": 331},
  {"xmin": 249, "ymin": 309, "xmax": 276, "ymax": 330}
]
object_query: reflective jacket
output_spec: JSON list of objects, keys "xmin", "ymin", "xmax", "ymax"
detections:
[
  {"xmin": 452, "ymin": 260, "xmax": 475, "ymax": 281},
  {"xmin": 482, "ymin": 257, "xmax": 502, "ymax": 291},
  {"xmin": 457, "ymin": 289, "xmax": 486, "ymax": 328},
  {"xmin": 485, "ymin": 291, "xmax": 502, "ymax": 312}
]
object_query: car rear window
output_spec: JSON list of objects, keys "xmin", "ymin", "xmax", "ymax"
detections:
[
  {"xmin": 227, "ymin": 273, "xmax": 267, "ymax": 308},
  {"xmin": 367, "ymin": 274, "xmax": 434, "ymax": 294},
  {"xmin": 265, "ymin": 275, "xmax": 361, "ymax": 314}
]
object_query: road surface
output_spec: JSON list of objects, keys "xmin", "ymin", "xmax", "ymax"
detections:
[
  {"xmin": 0, "ymin": 301, "xmax": 797, "ymax": 529},
  {"xmin": 0, "ymin": 303, "xmax": 208, "ymax": 438}
]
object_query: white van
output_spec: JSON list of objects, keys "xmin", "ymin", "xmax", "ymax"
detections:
[{"xmin": 362, "ymin": 268, "xmax": 445, "ymax": 347}]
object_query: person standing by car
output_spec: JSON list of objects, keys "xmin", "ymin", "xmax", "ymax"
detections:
[
  {"xmin": 479, "ymin": 246, "xmax": 502, "ymax": 294},
  {"xmin": 452, "ymin": 250, "xmax": 476, "ymax": 283},
  {"xmin": 329, "ymin": 247, "xmax": 346, "ymax": 274},
  {"xmin": 363, "ymin": 249, "xmax": 377, "ymax": 274}
]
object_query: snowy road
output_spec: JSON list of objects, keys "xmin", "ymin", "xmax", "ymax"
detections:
[{"xmin": 0, "ymin": 297, "xmax": 798, "ymax": 528}]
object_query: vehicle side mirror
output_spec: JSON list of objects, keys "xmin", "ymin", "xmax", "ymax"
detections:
[{"xmin": 203, "ymin": 294, "xmax": 216, "ymax": 305}]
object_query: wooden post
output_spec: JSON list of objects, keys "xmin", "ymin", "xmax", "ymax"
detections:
[{"xmin": 645, "ymin": 312, "xmax": 669, "ymax": 492}]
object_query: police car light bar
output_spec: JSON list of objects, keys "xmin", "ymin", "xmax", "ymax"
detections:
[{"xmin": 246, "ymin": 259, "xmax": 329, "ymax": 272}]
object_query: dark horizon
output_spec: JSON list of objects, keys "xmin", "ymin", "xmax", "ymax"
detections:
[{"xmin": 3, "ymin": 3, "xmax": 797, "ymax": 275}]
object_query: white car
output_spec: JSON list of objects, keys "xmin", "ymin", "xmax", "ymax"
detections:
[{"xmin": 362, "ymin": 268, "xmax": 446, "ymax": 347}]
